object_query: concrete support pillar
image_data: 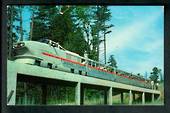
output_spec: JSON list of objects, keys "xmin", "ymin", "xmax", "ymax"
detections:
[
  {"xmin": 104, "ymin": 87, "xmax": 112, "ymax": 105},
  {"xmin": 7, "ymin": 62, "xmax": 17, "ymax": 105},
  {"xmin": 152, "ymin": 93, "xmax": 155, "ymax": 103},
  {"xmin": 129, "ymin": 90, "xmax": 133, "ymax": 105},
  {"xmin": 121, "ymin": 92, "xmax": 124, "ymax": 104},
  {"xmin": 75, "ymin": 82, "xmax": 81, "ymax": 105},
  {"xmin": 108, "ymin": 87, "xmax": 112, "ymax": 105},
  {"xmin": 142, "ymin": 92, "xmax": 145, "ymax": 105}
]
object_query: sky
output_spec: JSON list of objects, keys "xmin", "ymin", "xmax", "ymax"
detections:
[
  {"xmin": 102, "ymin": 6, "xmax": 164, "ymax": 76},
  {"xmin": 21, "ymin": 6, "xmax": 164, "ymax": 77}
]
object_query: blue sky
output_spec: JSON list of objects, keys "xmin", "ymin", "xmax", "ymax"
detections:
[
  {"xmin": 21, "ymin": 6, "xmax": 164, "ymax": 77},
  {"xmin": 101, "ymin": 6, "xmax": 164, "ymax": 76}
]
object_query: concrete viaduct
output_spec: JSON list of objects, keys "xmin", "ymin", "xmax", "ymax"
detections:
[{"xmin": 7, "ymin": 60, "xmax": 161, "ymax": 105}]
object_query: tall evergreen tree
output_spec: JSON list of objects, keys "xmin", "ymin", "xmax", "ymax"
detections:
[
  {"xmin": 32, "ymin": 6, "xmax": 57, "ymax": 41},
  {"xmin": 19, "ymin": 6, "xmax": 24, "ymax": 41},
  {"xmin": 71, "ymin": 6, "xmax": 95, "ymax": 58},
  {"xmin": 29, "ymin": 6, "xmax": 39, "ymax": 40},
  {"xmin": 108, "ymin": 55, "xmax": 117, "ymax": 68},
  {"xmin": 92, "ymin": 6, "xmax": 113, "ymax": 61},
  {"xmin": 29, "ymin": 6, "xmax": 113, "ymax": 60},
  {"xmin": 7, "ymin": 5, "xmax": 21, "ymax": 59},
  {"xmin": 158, "ymin": 69, "xmax": 163, "ymax": 82},
  {"xmin": 149, "ymin": 67, "xmax": 159, "ymax": 83}
]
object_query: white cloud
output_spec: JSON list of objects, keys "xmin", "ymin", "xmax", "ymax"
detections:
[
  {"xmin": 106, "ymin": 11, "xmax": 162, "ymax": 55},
  {"xmin": 116, "ymin": 38, "xmax": 164, "ymax": 75},
  {"xmin": 104, "ymin": 10, "xmax": 163, "ymax": 75}
]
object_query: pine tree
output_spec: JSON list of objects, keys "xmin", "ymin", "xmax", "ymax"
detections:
[
  {"xmin": 108, "ymin": 55, "xmax": 117, "ymax": 68},
  {"xmin": 29, "ymin": 6, "xmax": 39, "ymax": 40},
  {"xmin": 32, "ymin": 6, "xmax": 57, "ymax": 41},
  {"xmin": 28, "ymin": 6, "xmax": 113, "ymax": 60},
  {"xmin": 7, "ymin": 5, "xmax": 20, "ymax": 59},
  {"xmin": 92, "ymin": 6, "xmax": 113, "ymax": 61},
  {"xmin": 149, "ymin": 67, "xmax": 159, "ymax": 83}
]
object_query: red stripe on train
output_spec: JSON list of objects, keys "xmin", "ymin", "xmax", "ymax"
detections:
[{"xmin": 42, "ymin": 52, "xmax": 145, "ymax": 83}]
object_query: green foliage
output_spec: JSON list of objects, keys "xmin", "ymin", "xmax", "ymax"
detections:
[
  {"xmin": 32, "ymin": 6, "xmax": 55, "ymax": 41},
  {"xmin": 84, "ymin": 88, "xmax": 105, "ymax": 105},
  {"xmin": 108, "ymin": 55, "xmax": 117, "ymax": 68},
  {"xmin": 63, "ymin": 29, "xmax": 88, "ymax": 56},
  {"xmin": 8, "ymin": 5, "xmax": 113, "ymax": 61},
  {"xmin": 7, "ymin": 5, "xmax": 25, "ymax": 59},
  {"xmin": 91, "ymin": 6, "xmax": 113, "ymax": 61},
  {"xmin": 31, "ymin": 6, "xmax": 89, "ymax": 56},
  {"xmin": 7, "ymin": 6, "xmax": 20, "ymax": 41},
  {"xmin": 149, "ymin": 67, "xmax": 159, "ymax": 83}
]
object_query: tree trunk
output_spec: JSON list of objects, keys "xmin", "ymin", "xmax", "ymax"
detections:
[
  {"xmin": 20, "ymin": 6, "xmax": 23, "ymax": 41},
  {"xmin": 30, "ymin": 12, "xmax": 34, "ymax": 40},
  {"xmin": 8, "ymin": 6, "xmax": 14, "ymax": 59}
]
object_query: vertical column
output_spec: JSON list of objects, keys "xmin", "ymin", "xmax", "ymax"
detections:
[
  {"xmin": 75, "ymin": 82, "xmax": 81, "ymax": 105},
  {"xmin": 152, "ymin": 93, "xmax": 155, "ymax": 103},
  {"xmin": 129, "ymin": 90, "xmax": 133, "ymax": 105},
  {"xmin": 142, "ymin": 92, "xmax": 145, "ymax": 105},
  {"xmin": 121, "ymin": 92, "xmax": 124, "ymax": 104},
  {"xmin": 7, "ymin": 61, "xmax": 17, "ymax": 105},
  {"xmin": 108, "ymin": 87, "xmax": 112, "ymax": 105}
]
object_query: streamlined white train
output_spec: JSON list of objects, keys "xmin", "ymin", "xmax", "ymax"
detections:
[{"xmin": 12, "ymin": 39, "xmax": 153, "ymax": 89}]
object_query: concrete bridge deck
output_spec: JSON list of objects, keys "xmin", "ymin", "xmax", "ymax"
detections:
[{"xmin": 7, "ymin": 60, "xmax": 161, "ymax": 105}]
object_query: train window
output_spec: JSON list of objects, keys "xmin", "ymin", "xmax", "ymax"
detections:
[
  {"xmin": 66, "ymin": 53, "xmax": 71, "ymax": 60},
  {"xmin": 47, "ymin": 63, "xmax": 52, "ymax": 69},
  {"xmin": 55, "ymin": 65, "xmax": 58, "ymax": 69},
  {"xmin": 77, "ymin": 58, "xmax": 81, "ymax": 63},
  {"xmin": 71, "ymin": 69, "xmax": 74, "ymax": 73},
  {"xmin": 79, "ymin": 70, "xmax": 82, "ymax": 75},
  {"xmin": 35, "ymin": 60, "xmax": 41, "ymax": 66}
]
